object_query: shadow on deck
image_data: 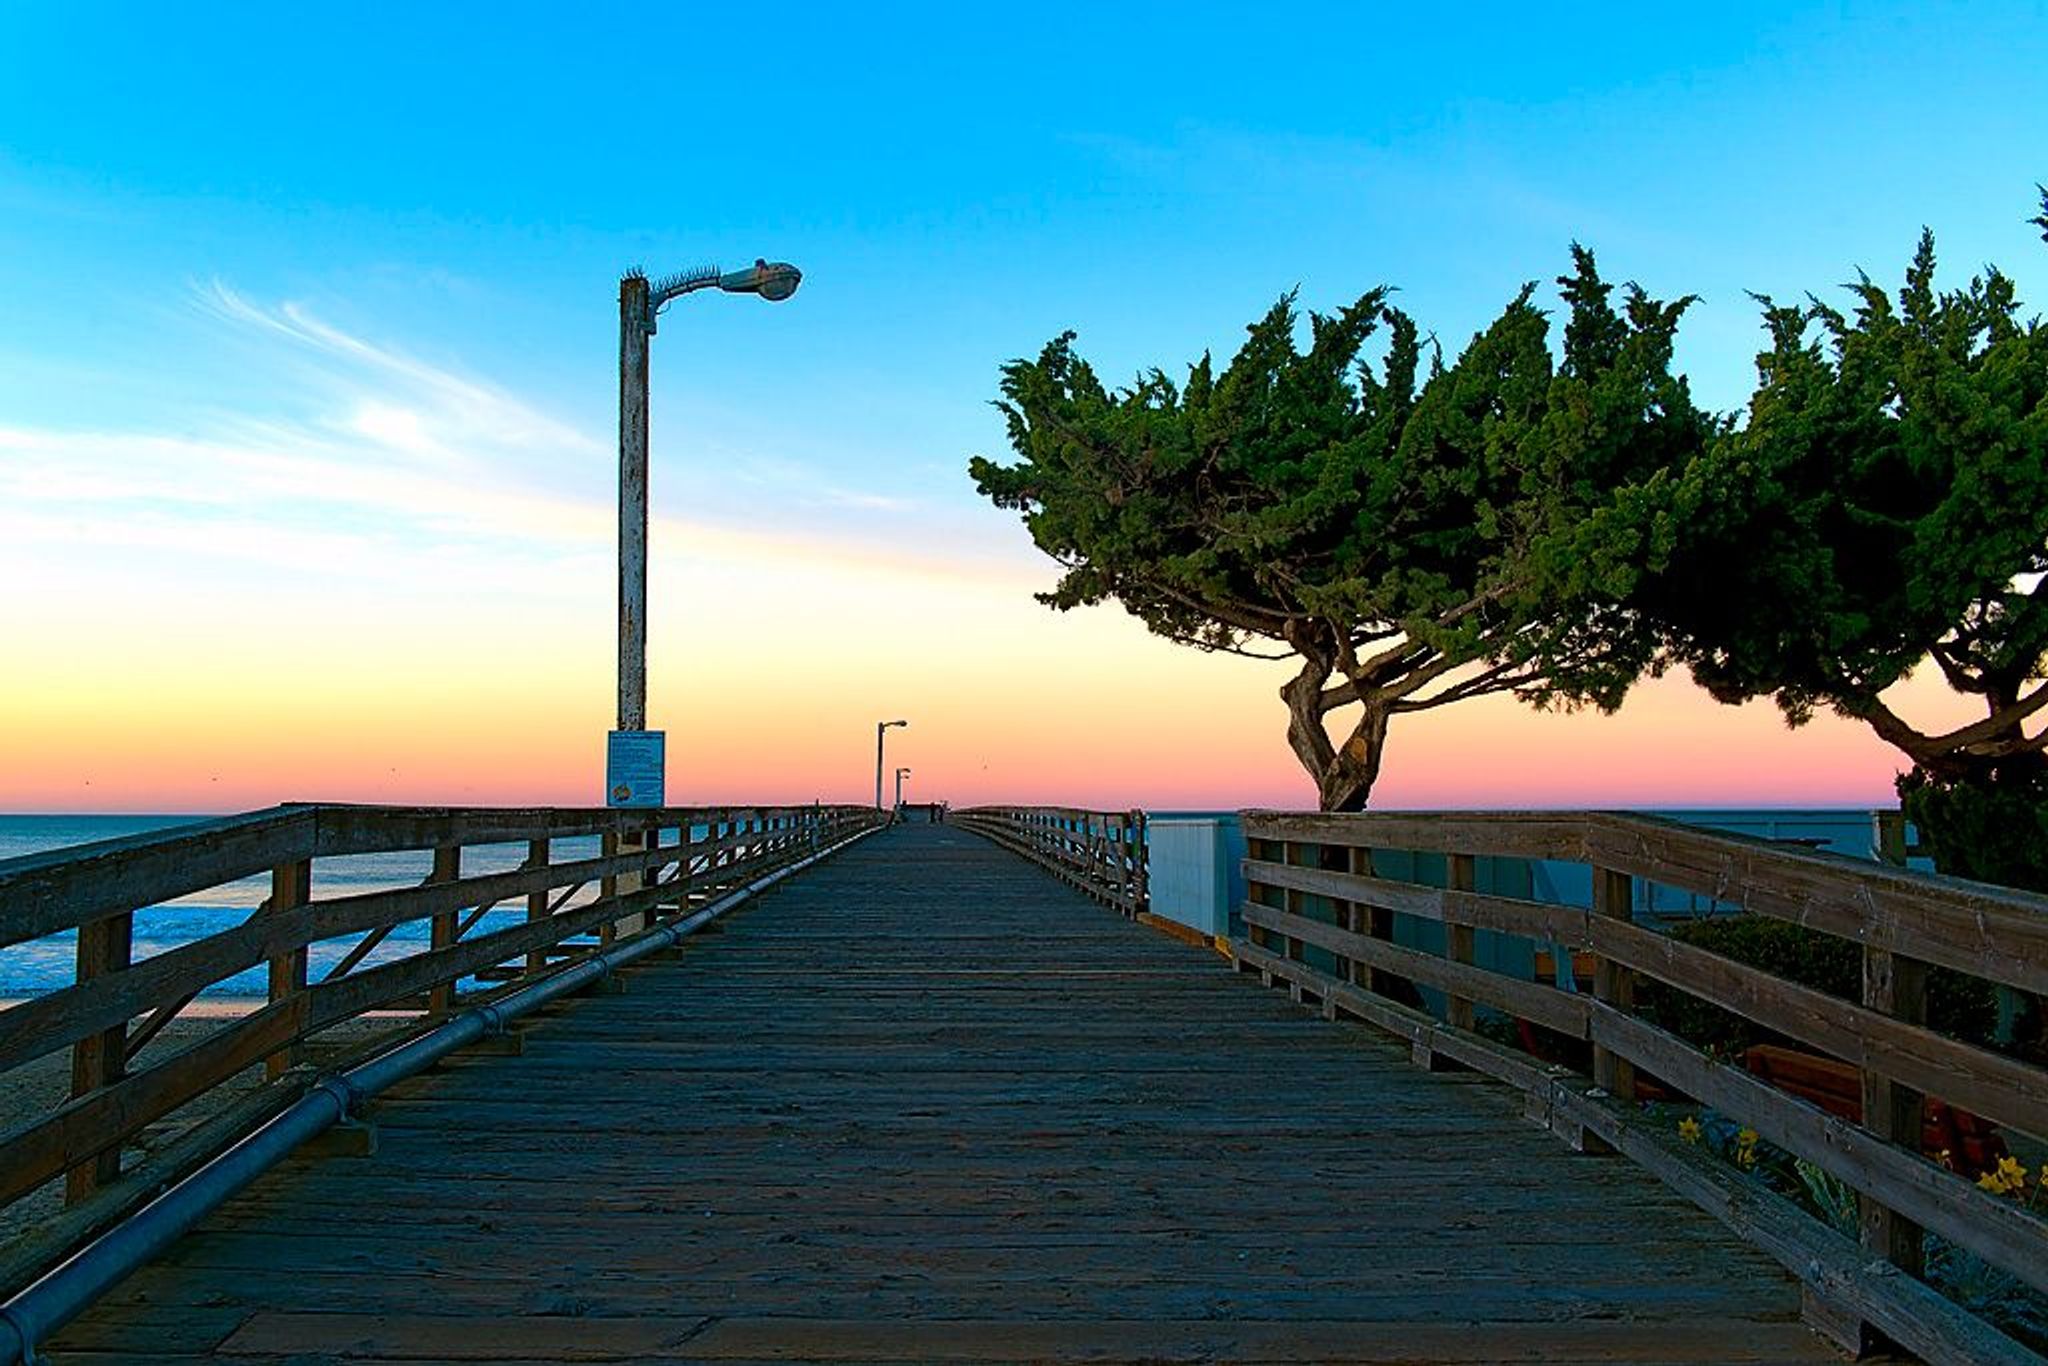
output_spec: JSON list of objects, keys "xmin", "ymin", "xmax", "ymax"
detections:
[{"xmin": 51, "ymin": 823, "xmax": 1835, "ymax": 1364}]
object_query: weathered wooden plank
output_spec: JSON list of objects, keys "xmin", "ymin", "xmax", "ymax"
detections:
[
  {"xmin": 1584, "ymin": 814, "xmax": 2048, "ymax": 994},
  {"xmin": 214, "ymin": 1311, "xmax": 1832, "ymax": 1362},
  {"xmin": 1239, "ymin": 901, "xmax": 1591, "ymax": 1037},
  {"xmin": 1243, "ymin": 858, "xmax": 1593, "ymax": 943},
  {"xmin": 0, "ymin": 806, "xmax": 315, "ymax": 946},
  {"xmin": 1592, "ymin": 915, "xmax": 2048, "ymax": 1141},
  {"xmin": 0, "ymin": 821, "xmax": 832, "ymax": 1074},
  {"xmin": 307, "ymin": 804, "xmax": 861, "ymax": 857},
  {"xmin": 1240, "ymin": 809, "xmax": 2048, "ymax": 995},
  {"xmin": 1589, "ymin": 1002, "xmax": 2048, "ymax": 1296},
  {"xmin": 1229, "ymin": 938, "xmax": 1554, "ymax": 1096},
  {"xmin": 1241, "ymin": 810, "xmax": 1590, "ymax": 860},
  {"xmin": 0, "ymin": 999, "xmax": 306, "ymax": 1206}
]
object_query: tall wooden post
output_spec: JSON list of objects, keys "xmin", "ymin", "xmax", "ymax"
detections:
[
  {"xmin": 265, "ymin": 858, "xmax": 312, "ymax": 1079},
  {"xmin": 618, "ymin": 273, "xmax": 652, "ymax": 737},
  {"xmin": 66, "ymin": 910, "xmax": 134, "ymax": 1203}
]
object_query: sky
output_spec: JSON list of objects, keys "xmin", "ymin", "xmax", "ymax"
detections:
[{"xmin": 2, "ymin": 2, "xmax": 2044, "ymax": 814}]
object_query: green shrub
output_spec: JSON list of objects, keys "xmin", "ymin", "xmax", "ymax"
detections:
[{"xmin": 1636, "ymin": 914, "xmax": 1999, "ymax": 1055}]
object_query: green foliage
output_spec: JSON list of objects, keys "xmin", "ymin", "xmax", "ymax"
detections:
[
  {"xmin": 970, "ymin": 251, "xmax": 1711, "ymax": 808},
  {"xmin": 1926, "ymin": 1236, "xmax": 2048, "ymax": 1351},
  {"xmin": 1642, "ymin": 228, "xmax": 2048, "ymax": 720},
  {"xmin": 1541, "ymin": 196, "xmax": 2048, "ymax": 892},
  {"xmin": 1900, "ymin": 761, "xmax": 2048, "ymax": 889},
  {"xmin": 1636, "ymin": 914, "xmax": 1998, "ymax": 1053},
  {"xmin": 1542, "ymin": 203, "xmax": 2048, "ymax": 853},
  {"xmin": 1791, "ymin": 1159, "xmax": 1859, "ymax": 1237}
]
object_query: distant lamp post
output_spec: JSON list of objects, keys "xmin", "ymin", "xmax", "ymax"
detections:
[
  {"xmin": 874, "ymin": 719, "xmax": 908, "ymax": 809},
  {"xmin": 894, "ymin": 766, "xmax": 912, "ymax": 810},
  {"xmin": 609, "ymin": 258, "xmax": 803, "ymax": 807}
]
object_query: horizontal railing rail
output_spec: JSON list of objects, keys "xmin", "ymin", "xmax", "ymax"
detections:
[
  {"xmin": 952, "ymin": 806, "xmax": 1147, "ymax": 916},
  {"xmin": 1235, "ymin": 809, "xmax": 2048, "ymax": 1366},
  {"xmin": 0, "ymin": 802, "xmax": 883, "ymax": 1247}
]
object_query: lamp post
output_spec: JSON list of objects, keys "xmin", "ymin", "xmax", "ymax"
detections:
[
  {"xmin": 894, "ymin": 766, "xmax": 912, "ymax": 810},
  {"xmin": 874, "ymin": 719, "xmax": 907, "ymax": 809},
  {"xmin": 609, "ymin": 259, "xmax": 802, "ymax": 808}
]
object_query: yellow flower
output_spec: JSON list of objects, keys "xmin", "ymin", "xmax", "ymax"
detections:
[
  {"xmin": 1980, "ymin": 1170, "xmax": 2010, "ymax": 1194},
  {"xmin": 1736, "ymin": 1128, "xmax": 1759, "ymax": 1149},
  {"xmin": 1736, "ymin": 1147, "xmax": 1757, "ymax": 1171},
  {"xmin": 1996, "ymin": 1156, "xmax": 2026, "ymax": 1184},
  {"xmin": 1678, "ymin": 1118, "xmax": 1703, "ymax": 1144}
]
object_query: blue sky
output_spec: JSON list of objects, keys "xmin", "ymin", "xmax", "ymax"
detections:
[{"xmin": 3, "ymin": 3, "xmax": 2046, "ymax": 810}]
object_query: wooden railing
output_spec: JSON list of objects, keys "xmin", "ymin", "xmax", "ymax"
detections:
[
  {"xmin": 0, "ymin": 801, "xmax": 880, "ymax": 1264},
  {"xmin": 1234, "ymin": 810, "xmax": 2048, "ymax": 1366},
  {"xmin": 953, "ymin": 806, "xmax": 1147, "ymax": 916}
]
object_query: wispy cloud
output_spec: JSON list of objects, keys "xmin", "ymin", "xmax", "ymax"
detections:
[
  {"xmin": 722, "ymin": 450, "xmax": 920, "ymax": 514},
  {"xmin": 193, "ymin": 280, "xmax": 602, "ymax": 473},
  {"xmin": 0, "ymin": 286, "xmax": 1021, "ymax": 599}
]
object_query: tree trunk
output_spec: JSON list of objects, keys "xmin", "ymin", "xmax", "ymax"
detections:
[{"xmin": 1280, "ymin": 656, "xmax": 1390, "ymax": 812}]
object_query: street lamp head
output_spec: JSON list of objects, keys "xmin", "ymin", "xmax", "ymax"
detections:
[
  {"xmin": 882, "ymin": 718, "xmax": 908, "ymax": 729},
  {"xmin": 719, "ymin": 259, "xmax": 802, "ymax": 302}
]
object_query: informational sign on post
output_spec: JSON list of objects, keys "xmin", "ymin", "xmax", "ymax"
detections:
[{"xmin": 605, "ymin": 730, "xmax": 665, "ymax": 808}]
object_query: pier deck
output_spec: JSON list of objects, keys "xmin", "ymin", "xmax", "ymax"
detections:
[{"xmin": 49, "ymin": 823, "xmax": 1832, "ymax": 1363}]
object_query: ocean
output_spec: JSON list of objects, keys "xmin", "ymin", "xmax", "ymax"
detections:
[{"xmin": 0, "ymin": 814, "xmax": 608, "ymax": 999}]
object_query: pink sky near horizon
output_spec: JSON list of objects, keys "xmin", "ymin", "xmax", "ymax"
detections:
[{"xmin": 0, "ymin": 536, "xmax": 1955, "ymax": 817}]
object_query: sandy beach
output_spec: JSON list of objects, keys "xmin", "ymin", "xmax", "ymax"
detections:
[{"xmin": 1, "ymin": 1005, "xmax": 414, "ymax": 1254}]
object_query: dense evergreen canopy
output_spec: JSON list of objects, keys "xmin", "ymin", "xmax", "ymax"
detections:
[
  {"xmin": 1596, "ymin": 201, "xmax": 2048, "ymax": 882},
  {"xmin": 971, "ymin": 253, "xmax": 1709, "ymax": 809},
  {"xmin": 973, "ymin": 192, "xmax": 2048, "ymax": 867}
]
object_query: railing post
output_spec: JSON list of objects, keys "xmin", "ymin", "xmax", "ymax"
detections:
[
  {"xmin": 65, "ymin": 909, "xmax": 134, "ymax": 1203},
  {"xmin": 525, "ymin": 838, "xmax": 550, "ymax": 975},
  {"xmin": 1860, "ymin": 947, "xmax": 1926, "ymax": 1277},
  {"xmin": 1874, "ymin": 809, "xmax": 1908, "ymax": 866},
  {"xmin": 1130, "ymin": 810, "xmax": 1147, "ymax": 912},
  {"xmin": 264, "ymin": 857, "xmax": 312, "ymax": 1079},
  {"xmin": 1242, "ymin": 834, "xmax": 1269, "ymax": 962},
  {"xmin": 1445, "ymin": 853, "xmax": 1477, "ymax": 1033},
  {"xmin": 1590, "ymin": 866, "xmax": 1635, "ymax": 1102},
  {"xmin": 1283, "ymin": 840, "xmax": 1307, "ymax": 975},
  {"xmin": 615, "ymin": 821, "xmax": 648, "ymax": 939},
  {"xmin": 1115, "ymin": 813, "xmax": 1132, "ymax": 912},
  {"xmin": 428, "ymin": 843, "xmax": 462, "ymax": 1014},
  {"xmin": 599, "ymin": 828, "xmax": 620, "ymax": 946},
  {"xmin": 1349, "ymin": 845, "xmax": 1398, "ymax": 999},
  {"xmin": 1330, "ymin": 843, "xmax": 1363, "ymax": 992}
]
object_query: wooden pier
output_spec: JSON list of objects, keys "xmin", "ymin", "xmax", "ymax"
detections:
[
  {"xmin": 35, "ymin": 823, "xmax": 1835, "ymax": 1363},
  {"xmin": 5, "ymin": 803, "xmax": 2047, "ymax": 1363}
]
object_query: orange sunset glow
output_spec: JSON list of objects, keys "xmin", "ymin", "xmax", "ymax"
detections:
[{"xmin": 0, "ymin": 502, "xmax": 1970, "ymax": 815}]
